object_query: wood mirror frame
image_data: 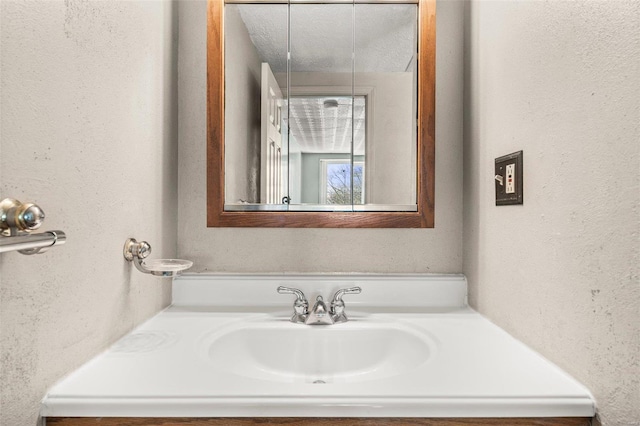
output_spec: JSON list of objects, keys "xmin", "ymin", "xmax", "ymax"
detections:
[{"xmin": 206, "ymin": 0, "xmax": 435, "ymax": 228}]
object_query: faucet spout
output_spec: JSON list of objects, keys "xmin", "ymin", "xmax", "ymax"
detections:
[{"xmin": 305, "ymin": 296, "xmax": 334, "ymax": 325}]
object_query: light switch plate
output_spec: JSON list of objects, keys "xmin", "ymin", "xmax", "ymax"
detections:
[{"xmin": 495, "ymin": 151, "xmax": 523, "ymax": 205}]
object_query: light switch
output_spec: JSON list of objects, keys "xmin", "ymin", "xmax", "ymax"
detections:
[{"xmin": 495, "ymin": 151, "xmax": 523, "ymax": 205}]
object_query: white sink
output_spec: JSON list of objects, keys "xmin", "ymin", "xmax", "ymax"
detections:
[
  {"xmin": 201, "ymin": 320, "xmax": 435, "ymax": 383},
  {"xmin": 41, "ymin": 275, "xmax": 596, "ymax": 419}
]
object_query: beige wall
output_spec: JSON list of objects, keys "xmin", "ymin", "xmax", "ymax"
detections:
[
  {"xmin": 0, "ymin": 1, "xmax": 178, "ymax": 424},
  {"xmin": 177, "ymin": 0, "xmax": 464, "ymax": 273},
  {"xmin": 462, "ymin": 1, "xmax": 640, "ymax": 425},
  {"xmin": 10, "ymin": 1, "xmax": 637, "ymax": 425}
]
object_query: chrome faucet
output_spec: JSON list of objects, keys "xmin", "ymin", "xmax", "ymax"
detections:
[
  {"xmin": 306, "ymin": 295, "xmax": 333, "ymax": 325},
  {"xmin": 277, "ymin": 286, "xmax": 309, "ymax": 323},
  {"xmin": 277, "ymin": 286, "xmax": 361, "ymax": 325},
  {"xmin": 329, "ymin": 286, "xmax": 362, "ymax": 323}
]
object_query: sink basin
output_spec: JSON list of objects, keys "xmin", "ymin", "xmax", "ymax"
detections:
[{"xmin": 201, "ymin": 320, "xmax": 434, "ymax": 383}]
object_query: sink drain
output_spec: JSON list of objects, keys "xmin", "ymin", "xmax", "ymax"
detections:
[{"xmin": 312, "ymin": 379, "xmax": 326, "ymax": 384}]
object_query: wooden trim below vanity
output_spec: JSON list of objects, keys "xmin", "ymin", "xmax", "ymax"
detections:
[{"xmin": 46, "ymin": 417, "xmax": 593, "ymax": 426}]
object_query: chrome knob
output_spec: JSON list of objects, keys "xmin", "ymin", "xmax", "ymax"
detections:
[
  {"xmin": 123, "ymin": 238, "xmax": 152, "ymax": 261},
  {"xmin": 0, "ymin": 198, "xmax": 46, "ymax": 234},
  {"xmin": 20, "ymin": 203, "xmax": 45, "ymax": 231},
  {"xmin": 135, "ymin": 241, "xmax": 151, "ymax": 259}
]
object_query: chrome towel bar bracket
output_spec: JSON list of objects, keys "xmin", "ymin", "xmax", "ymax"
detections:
[{"xmin": 0, "ymin": 198, "xmax": 67, "ymax": 255}]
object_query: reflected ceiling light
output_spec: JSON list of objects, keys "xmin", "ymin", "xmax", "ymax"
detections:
[{"xmin": 323, "ymin": 99, "xmax": 339, "ymax": 109}]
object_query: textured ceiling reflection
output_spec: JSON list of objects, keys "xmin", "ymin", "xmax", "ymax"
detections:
[
  {"xmin": 237, "ymin": 4, "xmax": 417, "ymax": 73},
  {"xmin": 289, "ymin": 96, "xmax": 366, "ymax": 154}
]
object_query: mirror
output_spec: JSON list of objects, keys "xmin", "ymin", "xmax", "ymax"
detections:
[{"xmin": 207, "ymin": 0, "xmax": 435, "ymax": 227}]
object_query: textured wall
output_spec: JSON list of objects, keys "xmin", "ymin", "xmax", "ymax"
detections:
[
  {"xmin": 0, "ymin": 1, "xmax": 178, "ymax": 425},
  {"xmin": 177, "ymin": 0, "xmax": 464, "ymax": 273},
  {"xmin": 224, "ymin": 4, "xmax": 262, "ymax": 204},
  {"xmin": 462, "ymin": 1, "xmax": 640, "ymax": 425}
]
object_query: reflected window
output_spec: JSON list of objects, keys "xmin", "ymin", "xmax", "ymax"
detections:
[{"xmin": 320, "ymin": 160, "xmax": 365, "ymax": 205}]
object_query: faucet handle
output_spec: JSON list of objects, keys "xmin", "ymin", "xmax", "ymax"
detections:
[
  {"xmin": 331, "ymin": 286, "xmax": 362, "ymax": 303},
  {"xmin": 330, "ymin": 286, "xmax": 362, "ymax": 323},
  {"xmin": 277, "ymin": 286, "xmax": 308, "ymax": 303},
  {"xmin": 277, "ymin": 286, "xmax": 309, "ymax": 323}
]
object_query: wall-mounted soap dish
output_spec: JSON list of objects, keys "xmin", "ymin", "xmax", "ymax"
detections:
[{"xmin": 123, "ymin": 238, "xmax": 192, "ymax": 278}]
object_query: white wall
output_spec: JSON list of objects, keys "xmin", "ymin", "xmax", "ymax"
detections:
[
  {"xmin": 224, "ymin": 4, "xmax": 262, "ymax": 204},
  {"xmin": 0, "ymin": 1, "xmax": 178, "ymax": 424},
  {"xmin": 178, "ymin": 0, "xmax": 464, "ymax": 273},
  {"xmin": 463, "ymin": 1, "xmax": 640, "ymax": 425}
]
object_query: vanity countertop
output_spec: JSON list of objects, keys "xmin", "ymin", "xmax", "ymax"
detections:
[{"xmin": 41, "ymin": 274, "xmax": 595, "ymax": 418}]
